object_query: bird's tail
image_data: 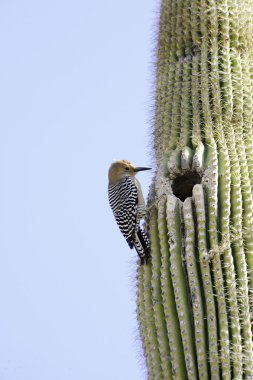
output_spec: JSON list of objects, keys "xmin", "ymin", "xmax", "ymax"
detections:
[{"xmin": 134, "ymin": 227, "xmax": 150, "ymax": 265}]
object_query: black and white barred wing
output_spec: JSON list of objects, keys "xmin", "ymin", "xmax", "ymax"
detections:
[{"xmin": 108, "ymin": 176, "xmax": 138, "ymax": 248}]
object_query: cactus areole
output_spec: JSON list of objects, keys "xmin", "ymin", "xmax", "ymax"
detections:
[{"xmin": 137, "ymin": 0, "xmax": 253, "ymax": 378}]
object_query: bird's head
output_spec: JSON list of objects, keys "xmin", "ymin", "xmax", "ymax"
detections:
[{"xmin": 108, "ymin": 160, "xmax": 151, "ymax": 185}]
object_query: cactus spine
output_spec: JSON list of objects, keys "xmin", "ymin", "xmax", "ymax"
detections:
[{"xmin": 137, "ymin": 0, "xmax": 253, "ymax": 378}]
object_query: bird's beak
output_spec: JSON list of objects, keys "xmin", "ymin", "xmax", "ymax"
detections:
[{"xmin": 134, "ymin": 167, "xmax": 152, "ymax": 172}]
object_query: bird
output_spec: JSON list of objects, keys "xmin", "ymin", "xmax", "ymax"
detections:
[{"xmin": 108, "ymin": 160, "xmax": 151, "ymax": 264}]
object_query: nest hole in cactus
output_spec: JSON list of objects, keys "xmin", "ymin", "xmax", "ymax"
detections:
[{"xmin": 171, "ymin": 172, "xmax": 202, "ymax": 201}]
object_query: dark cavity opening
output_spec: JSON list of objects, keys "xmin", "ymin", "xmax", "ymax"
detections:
[{"xmin": 171, "ymin": 172, "xmax": 202, "ymax": 202}]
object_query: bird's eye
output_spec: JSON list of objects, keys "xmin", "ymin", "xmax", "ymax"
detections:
[{"xmin": 125, "ymin": 167, "xmax": 129, "ymax": 171}]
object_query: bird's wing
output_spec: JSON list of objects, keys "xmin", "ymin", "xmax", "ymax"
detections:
[{"xmin": 108, "ymin": 176, "xmax": 138, "ymax": 246}]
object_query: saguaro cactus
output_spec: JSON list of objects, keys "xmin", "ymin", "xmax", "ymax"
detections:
[{"xmin": 137, "ymin": 0, "xmax": 253, "ymax": 378}]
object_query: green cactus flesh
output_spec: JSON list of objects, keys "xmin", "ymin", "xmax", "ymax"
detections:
[{"xmin": 137, "ymin": 0, "xmax": 253, "ymax": 378}]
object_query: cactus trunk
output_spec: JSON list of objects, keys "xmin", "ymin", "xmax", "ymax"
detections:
[{"xmin": 137, "ymin": 0, "xmax": 253, "ymax": 378}]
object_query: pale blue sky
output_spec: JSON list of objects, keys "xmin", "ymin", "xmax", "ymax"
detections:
[{"xmin": 0, "ymin": 1, "xmax": 156, "ymax": 379}]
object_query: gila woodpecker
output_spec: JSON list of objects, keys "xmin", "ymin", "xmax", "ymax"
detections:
[{"xmin": 108, "ymin": 160, "xmax": 151, "ymax": 264}]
